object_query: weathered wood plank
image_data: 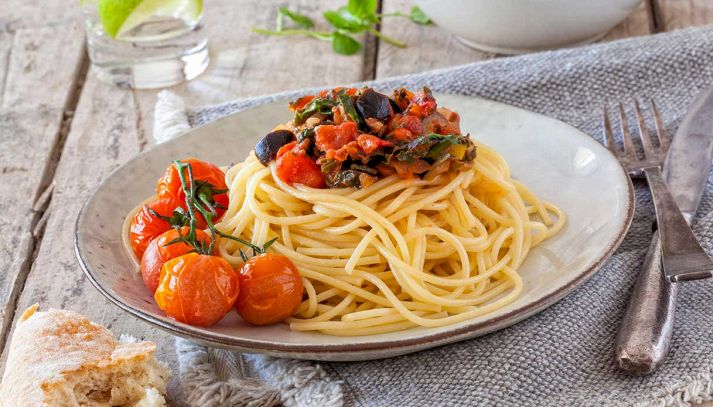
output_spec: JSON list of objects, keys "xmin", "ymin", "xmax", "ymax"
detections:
[
  {"xmin": 2, "ymin": 27, "xmax": 85, "ymax": 110},
  {"xmin": 0, "ymin": 23, "xmax": 85, "ymax": 356},
  {"xmin": 0, "ymin": 106, "xmax": 63, "ymax": 343},
  {"xmin": 376, "ymin": 0, "xmax": 496, "ymax": 78},
  {"xmin": 133, "ymin": 0, "xmax": 373, "ymax": 143},
  {"xmin": 1, "ymin": 74, "xmax": 185, "ymax": 404},
  {"xmin": 652, "ymin": 0, "xmax": 713, "ymax": 31},
  {"xmin": 0, "ymin": 1, "xmax": 81, "ymax": 31},
  {"xmin": 0, "ymin": 32, "xmax": 12, "ymax": 99}
]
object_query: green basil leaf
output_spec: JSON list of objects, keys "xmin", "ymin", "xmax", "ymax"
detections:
[
  {"xmin": 347, "ymin": 0, "xmax": 378, "ymax": 21},
  {"xmin": 295, "ymin": 98, "xmax": 336, "ymax": 125},
  {"xmin": 323, "ymin": 9, "xmax": 367, "ymax": 31},
  {"xmin": 409, "ymin": 6, "xmax": 431, "ymax": 25},
  {"xmin": 278, "ymin": 7, "xmax": 314, "ymax": 29},
  {"xmin": 338, "ymin": 92, "xmax": 361, "ymax": 124},
  {"xmin": 426, "ymin": 139, "xmax": 455, "ymax": 159},
  {"xmin": 320, "ymin": 159, "xmax": 339, "ymax": 174},
  {"xmin": 332, "ymin": 32, "xmax": 362, "ymax": 55}
]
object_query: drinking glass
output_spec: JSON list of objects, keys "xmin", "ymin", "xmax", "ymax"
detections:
[{"xmin": 81, "ymin": 0, "xmax": 209, "ymax": 89}]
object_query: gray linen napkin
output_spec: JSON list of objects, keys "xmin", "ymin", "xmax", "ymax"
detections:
[{"xmin": 159, "ymin": 25, "xmax": 713, "ymax": 406}]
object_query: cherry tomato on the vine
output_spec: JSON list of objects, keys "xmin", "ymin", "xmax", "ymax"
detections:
[
  {"xmin": 140, "ymin": 227, "xmax": 213, "ymax": 293},
  {"xmin": 156, "ymin": 158, "xmax": 229, "ymax": 227},
  {"xmin": 235, "ymin": 253, "xmax": 303, "ymax": 325},
  {"xmin": 154, "ymin": 253, "xmax": 239, "ymax": 327},
  {"xmin": 129, "ymin": 197, "xmax": 185, "ymax": 260}
]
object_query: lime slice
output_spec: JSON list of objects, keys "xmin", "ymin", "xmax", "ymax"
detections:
[{"xmin": 98, "ymin": 0, "xmax": 202, "ymax": 39}]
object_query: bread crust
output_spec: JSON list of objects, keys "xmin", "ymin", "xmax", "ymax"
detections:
[{"xmin": 0, "ymin": 305, "xmax": 168, "ymax": 406}]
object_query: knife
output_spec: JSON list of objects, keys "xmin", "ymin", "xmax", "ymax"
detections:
[{"xmin": 616, "ymin": 85, "xmax": 713, "ymax": 374}]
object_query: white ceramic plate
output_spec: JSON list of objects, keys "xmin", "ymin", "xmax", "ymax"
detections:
[{"xmin": 75, "ymin": 93, "xmax": 634, "ymax": 361}]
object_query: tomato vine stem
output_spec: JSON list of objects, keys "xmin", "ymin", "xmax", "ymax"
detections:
[{"xmin": 171, "ymin": 160, "xmax": 276, "ymax": 259}]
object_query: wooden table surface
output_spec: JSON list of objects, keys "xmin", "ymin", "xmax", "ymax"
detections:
[{"xmin": 1, "ymin": 1, "xmax": 711, "ymax": 405}]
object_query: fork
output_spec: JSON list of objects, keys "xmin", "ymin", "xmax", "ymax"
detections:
[{"xmin": 602, "ymin": 101, "xmax": 713, "ymax": 282}]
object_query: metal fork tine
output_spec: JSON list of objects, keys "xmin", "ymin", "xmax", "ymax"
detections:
[
  {"xmin": 602, "ymin": 106, "xmax": 618, "ymax": 153},
  {"xmin": 618, "ymin": 103, "xmax": 637, "ymax": 156},
  {"xmin": 634, "ymin": 100, "xmax": 655, "ymax": 157},
  {"xmin": 650, "ymin": 99, "xmax": 672, "ymax": 151}
]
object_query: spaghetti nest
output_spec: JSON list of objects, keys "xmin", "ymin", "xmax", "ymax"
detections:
[{"xmin": 215, "ymin": 141, "xmax": 564, "ymax": 336}]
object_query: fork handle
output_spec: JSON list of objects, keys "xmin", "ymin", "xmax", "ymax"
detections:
[
  {"xmin": 616, "ymin": 167, "xmax": 713, "ymax": 374},
  {"xmin": 645, "ymin": 166, "xmax": 713, "ymax": 282},
  {"xmin": 616, "ymin": 232, "xmax": 676, "ymax": 374}
]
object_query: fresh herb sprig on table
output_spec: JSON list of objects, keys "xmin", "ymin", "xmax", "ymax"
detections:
[{"xmin": 252, "ymin": 0, "xmax": 431, "ymax": 55}]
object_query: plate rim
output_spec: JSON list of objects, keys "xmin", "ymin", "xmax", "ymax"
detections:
[{"xmin": 75, "ymin": 95, "xmax": 635, "ymax": 356}]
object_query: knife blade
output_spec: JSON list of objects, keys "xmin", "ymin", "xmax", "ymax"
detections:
[
  {"xmin": 663, "ymin": 90, "xmax": 713, "ymax": 222},
  {"xmin": 616, "ymin": 85, "xmax": 713, "ymax": 374}
]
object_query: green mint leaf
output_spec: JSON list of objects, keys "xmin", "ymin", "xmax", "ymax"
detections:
[
  {"xmin": 324, "ymin": 8, "xmax": 368, "ymax": 32},
  {"xmin": 347, "ymin": 0, "xmax": 378, "ymax": 22},
  {"xmin": 332, "ymin": 32, "xmax": 362, "ymax": 55},
  {"xmin": 409, "ymin": 6, "xmax": 431, "ymax": 25},
  {"xmin": 278, "ymin": 6, "xmax": 314, "ymax": 29}
]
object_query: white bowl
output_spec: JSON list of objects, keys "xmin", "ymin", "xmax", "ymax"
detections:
[{"xmin": 414, "ymin": 0, "xmax": 642, "ymax": 54}]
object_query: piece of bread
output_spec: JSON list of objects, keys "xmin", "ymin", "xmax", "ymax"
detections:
[{"xmin": 0, "ymin": 305, "xmax": 170, "ymax": 407}]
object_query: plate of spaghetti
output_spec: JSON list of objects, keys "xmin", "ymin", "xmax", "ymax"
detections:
[{"xmin": 75, "ymin": 87, "xmax": 633, "ymax": 361}]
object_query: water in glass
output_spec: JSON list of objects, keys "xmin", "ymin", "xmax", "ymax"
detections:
[{"xmin": 82, "ymin": 0, "xmax": 209, "ymax": 89}]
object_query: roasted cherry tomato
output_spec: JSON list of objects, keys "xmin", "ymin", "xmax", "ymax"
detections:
[
  {"xmin": 276, "ymin": 145, "xmax": 326, "ymax": 188},
  {"xmin": 154, "ymin": 253, "xmax": 239, "ymax": 327},
  {"xmin": 129, "ymin": 197, "xmax": 185, "ymax": 260},
  {"xmin": 156, "ymin": 158, "xmax": 229, "ymax": 227},
  {"xmin": 235, "ymin": 253, "xmax": 303, "ymax": 325},
  {"xmin": 140, "ymin": 227, "xmax": 213, "ymax": 293}
]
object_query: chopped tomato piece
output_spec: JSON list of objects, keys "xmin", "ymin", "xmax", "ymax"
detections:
[
  {"xmin": 277, "ymin": 141, "xmax": 297, "ymax": 158},
  {"xmin": 276, "ymin": 149, "xmax": 326, "ymax": 188},
  {"xmin": 409, "ymin": 89, "xmax": 437, "ymax": 117},
  {"xmin": 390, "ymin": 114, "xmax": 422, "ymax": 136},
  {"xmin": 357, "ymin": 134, "xmax": 393, "ymax": 154},
  {"xmin": 388, "ymin": 128, "xmax": 415, "ymax": 142},
  {"xmin": 289, "ymin": 95, "xmax": 315, "ymax": 111},
  {"xmin": 332, "ymin": 106, "xmax": 344, "ymax": 125},
  {"xmin": 315, "ymin": 122, "xmax": 358, "ymax": 152},
  {"xmin": 318, "ymin": 87, "xmax": 358, "ymax": 99},
  {"xmin": 437, "ymin": 107, "xmax": 460, "ymax": 125},
  {"xmin": 325, "ymin": 141, "xmax": 360, "ymax": 162},
  {"xmin": 393, "ymin": 88, "xmax": 414, "ymax": 110}
]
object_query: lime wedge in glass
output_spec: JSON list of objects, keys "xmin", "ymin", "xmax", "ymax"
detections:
[{"xmin": 98, "ymin": 0, "xmax": 202, "ymax": 39}]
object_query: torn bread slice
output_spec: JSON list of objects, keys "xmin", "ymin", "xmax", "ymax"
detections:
[{"xmin": 0, "ymin": 304, "xmax": 170, "ymax": 407}]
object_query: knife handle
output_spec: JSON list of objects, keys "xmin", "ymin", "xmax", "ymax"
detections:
[{"xmin": 615, "ymin": 232, "xmax": 678, "ymax": 375}]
